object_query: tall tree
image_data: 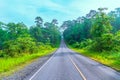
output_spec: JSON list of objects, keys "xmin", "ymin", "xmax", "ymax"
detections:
[
  {"xmin": 115, "ymin": 8, "xmax": 120, "ymax": 17},
  {"xmin": 51, "ymin": 19, "xmax": 58, "ymax": 25},
  {"xmin": 91, "ymin": 8, "xmax": 112, "ymax": 38},
  {"xmin": 35, "ymin": 16, "xmax": 43, "ymax": 27}
]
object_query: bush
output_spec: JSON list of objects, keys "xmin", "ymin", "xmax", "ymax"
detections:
[
  {"xmin": 79, "ymin": 39, "xmax": 93, "ymax": 48},
  {"xmin": 0, "ymin": 50, "xmax": 7, "ymax": 57},
  {"xmin": 3, "ymin": 36, "xmax": 38, "ymax": 57},
  {"xmin": 113, "ymin": 30, "xmax": 120, "ymax": 51},
  {"xmin": 3, "ymin": 40, "xmax": 20, "ymax": 57},
  {"xmin": 72, "ymin": 42, "xmax": 80, "ymax": 48},
  {"xmin": 90, "ymin": 33, "xmax": 114, "ymax": 52},
  {"xmin": 16, "ymin": 36, "xmax": 37, "ymax": 54},
  {"xmin": 68, "ymin": 40, "xmax": 76, "ymax": 45},
  {"xmin": 101, "ymin": 33, "xmax": 114, "ymax": 51}
]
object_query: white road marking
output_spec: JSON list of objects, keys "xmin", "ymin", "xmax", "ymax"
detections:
[
  {"xmin": 69, "ymin": 56, "xmax": 87, "ymax": 80},
  {"xmin": 29, "ymin": 50, "xmax": 57, "ymax": 80}
]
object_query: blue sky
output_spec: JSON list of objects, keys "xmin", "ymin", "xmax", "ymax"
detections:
[{"xmin": 0, "ymin": 0, "xmax": 120, "ymax": 26}]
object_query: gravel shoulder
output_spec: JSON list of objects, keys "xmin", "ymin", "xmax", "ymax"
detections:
[{"xmin": 2, "ymin": 53, "xmax": 54, "ymax": 80}]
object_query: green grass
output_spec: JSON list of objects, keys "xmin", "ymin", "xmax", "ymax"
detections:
[
  {"xmin": 71, "ymin": 48, "xmax": 120, "ymax": 71},
  {"xmin": 0, "ymin": 48, "xmax": 56, "ymax": 78}
]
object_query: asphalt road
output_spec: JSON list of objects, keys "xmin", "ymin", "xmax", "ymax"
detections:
[{"xmin": 29, "ymin": 40, "xmax": 120, "ymax": 80}]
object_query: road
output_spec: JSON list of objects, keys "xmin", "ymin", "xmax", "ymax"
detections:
[{"xmin": 29, "ymin": 40, "xmax": 120, "ymax": 80}]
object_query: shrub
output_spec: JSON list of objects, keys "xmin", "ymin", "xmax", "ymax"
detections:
[
  {"xmin": 113, "ymin": 30, "xmax": 120, "ymax": 51},
  {"xmin": 90, "ymin": 33, "xmax": 114, "ymax": 52},
  {"xmin": 3, "ymin": 36, "xmax": 37, "ymax": 57},
  {"xmin": 79, "ymin": 39, "xmax": 93, "ymax": 48},
  {"xmin": 68, "ymin": 40, "xmax": 76, "ymax": 45},
  {"xmin": 16, "ymin": 36, "xmax": 37, "ymax": 54},
  {"xmin": 72, "ymin": 42, "xmax": 80, "ymax": 48},
  {"xmin": 3, "ymin": 40, "xmax": 20, "ymax": 57},
  {"xmin": 101, "ymin": 33, "xmax": 114, "ymax": 51}
]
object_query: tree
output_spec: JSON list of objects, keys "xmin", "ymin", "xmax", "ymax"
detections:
[
  {"xmin": 51, "ymin": 19, "xmax": 58, "ymax": 25},
  {"xmin": 35, "ymin": 16, "xmax": 43, "ymax": 27},
  {"xmin": 45, "ymin": 19, "xmax": 60, "ymax": 47},
  {"xmin": 7, "ymin": 23, "xmax": 17, "ymax": 40},
  {"xmin": 108, "ymin": 8, "xmax": 120, "ymax": 32},
  {"xmin": 0, "ymin": 22, "xmax": 8, "ymax": 49},
  {"xmin": 16, "ymin": 22, "xmax": 29, "ymax": 36},
  {"xmin": 115, "ymin": 8, "xmax": 120, "ymax": 17},
  {"xmin": 91, "ymin": 8, "xmax": 112, "ymax": 38},
  {"xmin": 63, "ymin": 17, "xmax": 92, "ymax": 45},
  {"xmin": 30, "ymin": 17, "xmax": 61, "ymax": 47},
  {"xmin": 44, "ymin": 22, "xmax": 51, "ymax": 28},
  {"xmin": 90, "ymin": 8, "xmax": 113, "ymax": 51},
  {"xmin": 29, "ymin": 26, "xmax": 42, "ymax": 42},
  {"xmin": 113, "ymin": 30, "xmax": 120, "ymax": 51}
]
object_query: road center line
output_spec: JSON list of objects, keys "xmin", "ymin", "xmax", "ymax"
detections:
[
  {"xmin": 68, "ymin": 56, "xmax": 87, "ymax": 80},
  {"xmin": 29, "ymin": 50, "xmax": 57, "ymax": 80}
]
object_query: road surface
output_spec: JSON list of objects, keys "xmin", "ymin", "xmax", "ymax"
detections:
[{"xmin": 29, "ymin": 40, "xmax": 120, "ymax": 80}]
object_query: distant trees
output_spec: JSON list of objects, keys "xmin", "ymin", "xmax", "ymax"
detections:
[
  {"xmin": 30, "ymin": 18, "xmax": 61, "ymax": 47},
  {"xmin": 35, "ymin": 16, "xmax": 43, "ymax": 27},
  {"xmin": 109, "ymin": 8, "xmax": 120, "ymax": 32},
  {"xmin": 63, "ymin": 17, "xmax": 92, "ymax": 45},
  {"xmin": 63, "ymin": 8, "xmax": 120, "ymax": 52}
]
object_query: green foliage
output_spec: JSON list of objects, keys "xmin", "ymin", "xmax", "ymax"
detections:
[
  {"xmin": 91, "ymin": 12, "xmax": 112, "ymax": 38},
  {"xmin": 63, "ymin": 8, "xmax": 120, "ymax": 52},
  {"xmin": 0, "ymin": 48, "xmax": 56, "ymax": 74},
  {"xmin": 3, "ymin": 40, "xmax": 20, "ymax": 57},
  {"xmin": 3, "ymin": 35, "xmax": 37, "ymax": 57},
  {"xmin": 0, "ymin": 16, "xmax": 61, "ymax": 57},
  {"xmin": 71, "ymin": 42, "xmax": 80, "ymax": 48},
  {"xmin": 35, "ymin": 16, "xmax": 43, "ymax": 27},
  {"xmin": 113, "ymin": 30, "xmax": 120, "ymax": 51},
  {"xmin": 89, "ymin": 33, "xmax": 114, "ymax": 52},
  {"xmin": 63, "ymin": 19, "xmax": 92, "ymax": 44},
  {"xmin": 109, "ymin": 8, "xmax": 120, "ymax": 32},
  {"xmin": 79, "ymin": 39, "xmax": 93, "ymax": 48},
  {"xmin": 101, "ymin": 33, "xmax": 114, "ymax": 51},
  {"xmin": 16, "ymin": 36, "xmax": 37, "ymax": 53},
  {"xmin": 90, "ymin": 10, "xmax": 119, "ymax": 52},
  {"xmin": 30, "ymin": 19, "xmax": 61, "ymax": 47},
  {"xmin": 29, "ymin": 26, "xmax": 42, "ymax": 42}
]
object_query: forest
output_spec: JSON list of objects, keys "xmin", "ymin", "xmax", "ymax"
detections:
[
  {"xmin": 0, "ymin": 17, "xmax": 61, "ymax": 74},
  {"xmin": 0, "ymin": 17, "xmax": 61, "ymax": 57},
  {"xmin": 62, "ymin": 8, "xmax": 120, "ymax": 70}
]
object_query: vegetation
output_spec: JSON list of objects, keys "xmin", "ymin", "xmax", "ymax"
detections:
[
  {"xmin": 1, "ymin": 5, "xmax": 120, "ymax": 78},
  {"xmin": 0, "ymin": 48, "xmax": 55, "ymax": 77},
  {"xmin": 62, "ymin": 8, "xmax": 120, "ymax": 71},
  {"xmin": 0, "ymin": 17, "xmax": 61, "ymax": 75},
  {"xmin": 72, "ymin": 48, "xmax": 120, "ymax": 71}
]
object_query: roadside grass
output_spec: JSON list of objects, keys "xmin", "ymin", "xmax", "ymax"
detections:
[
  {"xmin": 0, "ymin": 48, "xmax": 56, "ymax": 78},
  {"xmin": 71, "ymin": 48, "xmax": 120, "ymax": 71}
]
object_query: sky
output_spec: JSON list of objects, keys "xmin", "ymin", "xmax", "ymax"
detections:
[{"xmin": 0, "ymin": 0, "xmax": 120, "ymax": 26}]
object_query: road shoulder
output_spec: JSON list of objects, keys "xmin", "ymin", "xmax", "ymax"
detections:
[{"xmin": 2, "ymin": 54, "xmax": 53, "ymax": 80}]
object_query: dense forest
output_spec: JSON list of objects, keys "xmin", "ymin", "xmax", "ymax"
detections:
[
  {"xmin": 0, "ymin": 17, "xmax": 61, "ymax": 57},
  {"xmin": 62, "ymin": 8, "xmax": 120, "ymax": 52}
]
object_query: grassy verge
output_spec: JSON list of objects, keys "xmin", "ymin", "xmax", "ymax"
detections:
[
  {"xmin": 71, "ymin": 48, "xmax": 120, "ymax": 71},
  {"xmin": 0, "ymin": 48, "xmax": 56, "ymax": 78}
]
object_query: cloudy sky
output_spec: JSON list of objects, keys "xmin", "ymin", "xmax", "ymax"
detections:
[{"xmin": 0, "ymin": 0, "xmax": 120, "ymax": 26}]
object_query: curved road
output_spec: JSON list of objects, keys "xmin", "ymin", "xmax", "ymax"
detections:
[{"xmin": 29, "ymin": 40, "xmax": 120, "ymax": 80}]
